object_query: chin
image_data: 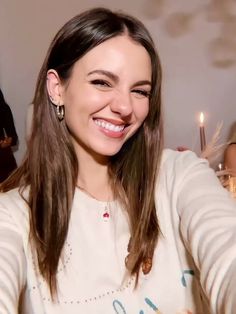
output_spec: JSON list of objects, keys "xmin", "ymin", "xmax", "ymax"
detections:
[
  {"xmin": 99, "ymin": 148, "xmax": 122, "ymax": 157},
  {"xmin": 94, "ymin": 143, "xmax": 124, "ymax": 157}
]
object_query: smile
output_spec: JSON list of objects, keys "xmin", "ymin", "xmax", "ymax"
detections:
[{"xmin": 94, "ymin": 119, "xmax": 126, "ymax": 132}]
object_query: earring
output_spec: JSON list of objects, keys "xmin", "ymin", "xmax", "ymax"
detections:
[
  {"xmin": 56, "ymin": 105, "xmax": 64, "ymax": 121},
  {"xmin": 48, "ymin": 95, "xmax": 64, "ymax": 121}
]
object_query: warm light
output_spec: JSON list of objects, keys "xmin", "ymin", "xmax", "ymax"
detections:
[{"xmin": 199, "ymin": 112, "xmax": 204, "ymax": 126}]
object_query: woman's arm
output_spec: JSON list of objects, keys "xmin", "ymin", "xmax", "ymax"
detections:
[{"xmin": 176, "ymin": 152, "xmax": 236, "ymax": 313}]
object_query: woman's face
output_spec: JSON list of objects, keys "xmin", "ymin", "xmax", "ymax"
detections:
[{"xmin": 52, "ymin": 35, "xmax": 151, "ymax": 159}]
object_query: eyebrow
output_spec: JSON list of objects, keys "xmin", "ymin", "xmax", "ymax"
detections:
[
  {"xmin": 87, "ymin": 70, "xmax": 119, "ymax": 83},
  {"xmin": 132, "ymin": 80, "xmax": 151, "ymax": 88},
  {"xmin": 87, "ymin": 69, "xmax": 151, "ymax": 87}
]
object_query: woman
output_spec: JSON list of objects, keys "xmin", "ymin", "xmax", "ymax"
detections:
[
  {"xmin": 0, "ymin": 89, "xmax": 18, "ymax": 182},
  {"xmin": 0, "ymin": 8, "xmax": 236, "ymax": 314},
  {"xmin": 224, "ymin": 122, "xmax": 236, "ymax": 176},
  {"xmin": 224, "ymin": 122, "xmax": 236, "ymax": 197}
]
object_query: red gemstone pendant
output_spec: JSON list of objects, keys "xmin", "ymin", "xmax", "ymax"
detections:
[{"xmin": 103, "ymin": 212, "xmax": 110, "ymax": 221}]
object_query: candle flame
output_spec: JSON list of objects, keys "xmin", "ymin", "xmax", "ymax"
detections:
[{"xmin": 199, "ymin": 112, "xmax": 204, "ymax": 125}]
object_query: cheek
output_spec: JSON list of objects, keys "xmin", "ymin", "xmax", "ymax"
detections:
[{"xmin": 135, "ymin": 101, "xmax": 149, "ymax": 123}]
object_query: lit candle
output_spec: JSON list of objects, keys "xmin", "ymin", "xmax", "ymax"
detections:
[{"xmin": 199, "ymin": 112, "xmax": 206, "ymax": 152}]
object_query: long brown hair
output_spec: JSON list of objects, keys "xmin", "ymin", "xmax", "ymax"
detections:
[{"xmin": 1, "ymin": 7, "xmax": 163, "ymax": 295}]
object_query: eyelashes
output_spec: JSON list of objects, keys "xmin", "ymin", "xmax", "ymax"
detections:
[
  {"xmin": 132, "ymin": 89, "xmax": 151, "ymax": 98},
  {"xmin": 90, "ymin": 79, "xmax": 151, "ymax": 98},
  {"xmin": 90, "ymin": 79, "xmax": 110, "ymax": 87}
]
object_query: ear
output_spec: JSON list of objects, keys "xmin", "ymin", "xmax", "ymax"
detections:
[{"xmin": 46, "ymin": 69, "xmax": 63, "ymax": 105}]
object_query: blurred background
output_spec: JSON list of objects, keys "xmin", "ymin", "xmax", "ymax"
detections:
[{"xmin": 0, "ymin": 0, "xmax": 236, "ymax": 165}]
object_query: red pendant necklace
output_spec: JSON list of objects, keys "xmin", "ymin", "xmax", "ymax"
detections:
[{"xmin": 77, "ymin": 185, "xmax": 111, "ymax": 221}]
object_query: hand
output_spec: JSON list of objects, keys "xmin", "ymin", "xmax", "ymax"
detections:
[{"xmin": 0, "ymin": 137, "xmax": 12, "ymax": 148}]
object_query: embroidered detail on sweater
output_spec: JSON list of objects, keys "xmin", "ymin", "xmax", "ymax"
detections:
[
  {"xmin": 113, "ymin": 300, "xmax": 127, "ymax": 314},
  {"xmin": 181, "ymin": 269, "xmax": 195, "ymax": 287},
  {"xmin": 112, "ymin": 297, "xmax": 162, "ymax": 313},
  {"xmin": 29, "ymin": 277, "xmax": 134, "ymax": 305},
  {"xmin": 144, "ymin": 297, "xmax": 159, "ymax": 311}
]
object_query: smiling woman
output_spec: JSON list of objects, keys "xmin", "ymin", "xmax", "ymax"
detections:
[
  {"xmin": 224, "ymin": 122, "xmax": 236, "ymax": 177},
  {"xmin": 0, "ymin": 7, "xmax": 236, "ymax": 314},
  {"xmin": 47, "ymin": 35, "xmax": 151, "ymax": 158}
]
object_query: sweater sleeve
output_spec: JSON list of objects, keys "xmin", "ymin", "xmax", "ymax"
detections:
[
  {"xmin": 175, "ymin": 151, "xmax": 236, "ymax": 313},
  {"xmin": 0, "ymin": 202, "xmax": 26, "ymax": 313}
]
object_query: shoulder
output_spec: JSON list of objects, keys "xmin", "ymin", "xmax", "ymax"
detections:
[
  {"xmin": 0, "ymin": 188, "xmax": 27, "ymax": 206},
  {"xmin": 161, "ymin": 148, "xmax": 208, "ymax": 175},
  {"xmin": 158, "ymin": 149, "xmax": 227, "ymax": 206},
  {"xmin": 158, "ymin": 149, "xmax": 213, "ymax": 192},
  {"xmin": 0, "ymin": 188, "xmax": 30, "ymax": 238}
]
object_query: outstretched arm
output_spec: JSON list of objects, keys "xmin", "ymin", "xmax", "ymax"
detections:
[{"xmin": 176, "ymin": 152, "xmax": 236, "ymax": 313}]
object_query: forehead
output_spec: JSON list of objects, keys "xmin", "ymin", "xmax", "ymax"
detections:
[{"xmin": 72, "ymin": 35, "xmax": 152, "ymax": 79}]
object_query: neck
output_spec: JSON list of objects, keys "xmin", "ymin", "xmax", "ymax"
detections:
[{"xmin": 74, "ymin": 143, "xmax": 113, "ymax": 201}]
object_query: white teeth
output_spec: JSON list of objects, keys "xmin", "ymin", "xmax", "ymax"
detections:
[{"xmin": 94, "ymin": 119, "xmax": 125, "ymax": 132}]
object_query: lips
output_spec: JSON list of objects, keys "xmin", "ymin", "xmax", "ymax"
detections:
[{"xmin": 93, "ymin": 118, "xmax": 126, "ymax": 133}]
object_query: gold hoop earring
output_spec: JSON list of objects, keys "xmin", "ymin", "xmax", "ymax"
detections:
[{"xmin": 56, "ymin": 105, "xmax": 64, "ymax": 121}]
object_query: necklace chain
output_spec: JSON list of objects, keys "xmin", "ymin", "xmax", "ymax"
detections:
[
  {"xmin": 76, "ymin": 185, "xmax": 113, "ymax": 202},
  {"xmin": 76, "ymin": 185, "xmax": 101, "ymax": 201},
  {"xmin": 76, "ymin": 185, "xmax": 111, "ymax": 221}
]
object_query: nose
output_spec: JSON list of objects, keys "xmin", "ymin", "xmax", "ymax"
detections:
[{"xmin": 110, "ymin": 91, "xmax": 132, "ymax": 118}]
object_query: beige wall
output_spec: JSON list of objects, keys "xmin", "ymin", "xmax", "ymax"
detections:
[{"xmin": 1, "ymin": 0, "xmax": 235, "ymax": 164}]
